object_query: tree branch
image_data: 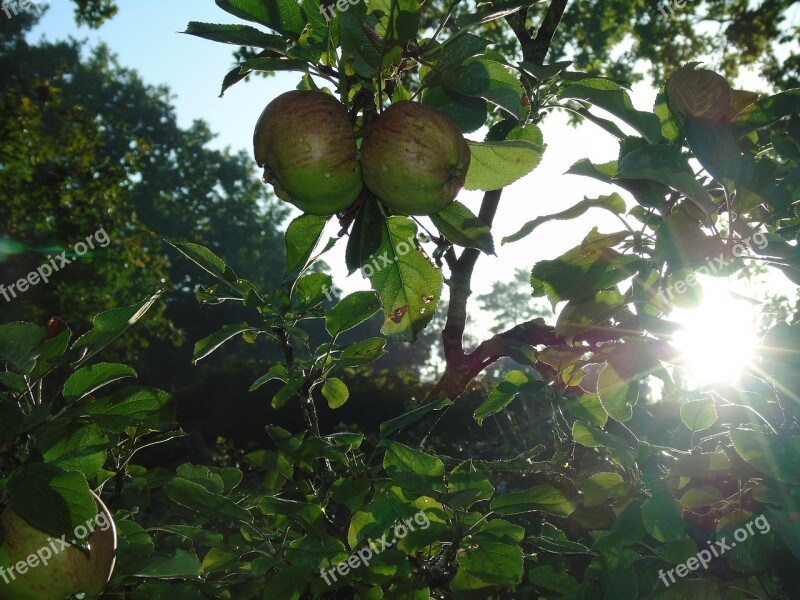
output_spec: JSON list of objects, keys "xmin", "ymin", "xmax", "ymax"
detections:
[
  {"xmin": 528, "ymin": 0, "xmax": 569, "ymax": 66},
  {"xmin": 440, "ymin": 188, "xmax": 503, "ymax": 364},
  {"xmin": 428, "ymin": 1, "xmax": 573, "ymax": 405},
  {"xmin": 427, "ymin": 318, "xmax": 561, "ymax": 403}
]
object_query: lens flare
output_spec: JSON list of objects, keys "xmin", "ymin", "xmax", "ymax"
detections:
[{"xmin": 670, "ymin": 279, "xmax": 759, "ymax": 384}]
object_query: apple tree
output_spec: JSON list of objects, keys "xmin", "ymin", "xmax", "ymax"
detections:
[{"xmin": 1, "ymin": 0, "xmax": 799, "ymax": 598}]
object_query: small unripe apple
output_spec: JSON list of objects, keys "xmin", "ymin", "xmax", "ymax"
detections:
[
  {"xmin": 253, "ymin": 90, "xmax": 363, "ymax": 215},
  {"xmin": 360, "ymin": 101, "xmax": 470, "ymax": 215},
  {"xmin": 0, "ymin": 493, "xmax": 117, "ymax": 600}
]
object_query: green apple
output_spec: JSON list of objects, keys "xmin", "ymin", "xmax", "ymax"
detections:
[
  {"xmin": 360, "ymin": 101, "xmax": 470, "ymax": 215},
  {"xmin": 253, "ymin": 90, "xmax": 363, "ymax": 215},
  {"xmin": 0, "ymin": 493, "xmax": 117, "ymax": 600}
]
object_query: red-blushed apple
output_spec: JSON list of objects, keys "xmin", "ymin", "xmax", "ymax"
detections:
[
  {"xmin": 360, "ymin": 101, "xmax": 470, "ymax": 215},
  {"xmin": 0, "ymin": 493, "xmax": 116, "ymax": 600},
  {"xmin": 254, "ymin": 90, "xmax": 363, "ymax": 215}
]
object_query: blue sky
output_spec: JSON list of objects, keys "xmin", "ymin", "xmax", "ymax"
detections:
[{"xmin": 31, "ymin": 1, "xmax": 301, "ymax": 153}]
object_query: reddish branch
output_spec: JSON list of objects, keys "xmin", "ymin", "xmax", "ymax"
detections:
[{"xmin": 425, "ymin": 0, "xmax": 572, "ymax": 404}]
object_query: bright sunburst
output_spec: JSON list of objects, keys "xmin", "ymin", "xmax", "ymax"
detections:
[{"xmin": 670, "ymin": 278, "xmax": 760, "ymax": 384}]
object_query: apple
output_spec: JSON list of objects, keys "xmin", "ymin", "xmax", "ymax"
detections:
[
  {"xmin": 360, "ymin": 101, "xmax": 470, "ymax": 215},
  {"xmin": 253, "ymin": 90, "xmax": 363, "ymax": 215},
  {"xmin": 0, "ymin": 493, "xmax": 117, "ymax": 600}
]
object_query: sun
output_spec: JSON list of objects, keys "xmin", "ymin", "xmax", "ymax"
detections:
[{"xmin": 669, "ymin": 278, "xmax": 760, "ymax": 385}]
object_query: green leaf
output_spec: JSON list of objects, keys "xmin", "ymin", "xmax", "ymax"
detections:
[
  {"xmin": 364, "ymin": 216, "xmax": 443, "ymax": 342},
  {"xmin": 263, "ymin": 565, "xmax": 307, "ymax": 600},
  {"xmin": 669, "ymin": 450, "xmax": 731, "ymax": 478},
  {"xmin": 259, "ymin": 497, "xmax": 326, "ymax": 535},
  {"xmin": 338, "ymin": 0, "xmax": 382, "ymax": 78},
  {"xmin": 572, "ymin": 421, "xmax": 636, "ymax": 469},
  {"xmin": 457, "ymin": 539, "xmax": 523, "ymax": 585},
  {"xmin": 560, "ymin": 79, "xmax": 662, "ymax": 143},
  {"xmin": 528, "ymin": 532, "xmax": 593, "ymax": 555},
  {"xmin": 656, "ymin": 538, "xmax": 698, "ymax": 565},
  {"xmin": 183, "ymin": 21, "xmax": 288, "ymax": 48},
  {"xmin": 455, "ymin": 0, "xmax": 531, "ymax": 27},
  {"xmin": 345, "ymin": 198, "xmax": 384, "ymax": 274},
  {"xmin": 193, "ymin": 322, "xmax": 254, "ymax": 364},
  {"xmin": 730, "ymin": 428, "xmax": 800, "ymax": 484},
  {"xmin": 322, "ymin": 377, "xmax": 349, "ymax": 408},
  {"xmin": 430, "ymin": 201, "xmax": 495, "ymax": 254},
  {"xmin": 448, "ymin": 460, "xmax": 494, "ymax": 503},
  {"xmin": 423, "ymin": 33, "xmax": 489, "ymax": 73},
  {"xmin": 35, "ymin": 325, "xmax": 73, "ymax": 380},
  {"xmin": 641, "ymin": 493, "xmax": 685, "ymax": 542},
  {"xmin": 165, "ymin": 477, "xmax": 252, "ymax": 522},
  {"xmin": 71, "ymin": 293, "xmax": 162, "ymax": 364},
  {"xmin": 271, "ymin": 377, "xmax": 303, "ymax": 409},
  {"xmin": 680, "ymin": 485, "xmax": 723, "ymax": 509},
  {"xmin": 382, "ymin": 440, "xmax": 446, "ymax": 494},
  {"xmin": 477, "ymin": 518, "xmax": 526, "ymax": 543},
  {"xmin": 176, "ymin": 464, "xmax": 225, "ymax": 495},
  {"xmin": 597, "ymin": 340, "xmax": 660, "ymax": 422},
  {"xmin": 503, "ymin": 193, "xmax": 625, "ymax": 245},
  {"xmin": 7, "ymin": 463, "xmax": 96, "ymax": 538},
  {"xmin": 87, "ymin": 387, "xmax": 175, "ymax": 433},
  {"xmin": 296, "ymin": 272, "xmax": 333, "ymax": 307},
  {"xmin": 680, "ymin": 398, "xmax": 717, "ymax": 432},
  {"xmin": 326, "ymin": 291, "xmax": 381, "ymax": 336},
  {"xmin": 595, "ymin": 547, "xmax": 638, "ymax": 598},
  {"xmin": 284, "ymin": 214, "xmax": 329, "ymax": 283},
  {"xmin": 732, "ymin": 89, "xmax": 800, "ymax": 138},
  {"xmin": 131, "ymin": 549, "xmax": 203, "ymax": 578},
  {"xmin": 443, "ymin": 57, "xmax": 526, "ymax": 118},
  {"xmin": 617, "ymin": 143, "xmax": 715, "ymax": 218},
  {"xmin": 766, "ymin": 508, "xmax": 800, "ymax": 562},
  {"xmin": 245, "ymin": 450, "xmax": 293, "ymax": 479},
  {"xmin": 528, "ymin": 565, "xmax": 580, "ymax": 596},
  {"xmin": 531, "ymin": 228, "xmax": 645, "ymax": 305},
  {"xmin": 240, "ymin": 56, "xmax": 310, "ymax": 73},
  {"xmin": 582, "ymin": 472, "xmax": 627, "ymax": 507},
  {"xmin": 555, "ymin": 289, "xmax": 626, "ymax": 341},
  {"xmin": 716, "ymin": 509, "xmax": 773, "ymax": 572},
  {"xmin": 213, "ymin": 0, "xmax": 304, "ymax": 37},
  {"xmin": 62, "ymin": 362, "xmax": 137, "ymax": 403},
  {"xmin": 0, "ymin": 372, "xmax": 25, "ymax": 393},
  {"xmin": 473, "ymin": 370, "xmax": 529, "ymax": 425},
  {"xmin": 379, "ymin": 398, "xmax": 453, "ymax": 438},
  {"xmin": 371, "ymin": 0, "xmax": 419, "ymax": 52},
  {"xmin": 170, "ymin": 243, "xmax": 241, "ymax": 290},
  {"xmin": 421, "ymin": 85, "xmax": 488, "ymax": 133},
  {"xmin": 38, "ymin": 422, "xmax": 108, "ymax": 478},
  {"xmin": 0, "ymin": 322, "xmax": 44, "ymax": 372},
  {"xmin": 491, "ymin": 484, "xmax": 575, "ymax": 517},
  {"xmin": 250, "ymin": 364, "xmax": 289, "ymax": 391},
  {"xmin": 0, "ymin": 397, "xmax": 24, "ymax": 439},
  {"xmin": 465, "ymin": 126, "xmax": 546, "ymax": 191},
  {"xmin": 339, "ymin": 337, "xmax": 387, "ymax": 367},
  {"xmin": 562, "ymin": 393, "xmax": 608, "ymax": 427}
]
